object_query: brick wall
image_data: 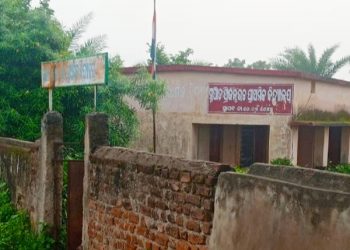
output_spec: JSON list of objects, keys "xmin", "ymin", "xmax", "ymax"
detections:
[
  {"xmin": 86, "ymin": 146, "xmax": 231, "ymax": 250},
  {"xmin": 0, "ymin": 112, "xmax": 63, "ymax": 239},
  {"xmin": 0, "ymin": 137, "xmax": 40, "ymax": 220}
]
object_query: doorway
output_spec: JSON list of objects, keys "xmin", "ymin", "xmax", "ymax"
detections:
[
  {"xmin": 240, "ymin": 125, "xmax": 269, "ymax": 166},
  {"xmin": 328, "ymin": 127, "xmax": 341, "ymax": 166}
]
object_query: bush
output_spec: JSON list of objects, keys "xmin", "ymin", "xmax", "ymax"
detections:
[
  {"xmin": 234, "ymin": 166, "xmax": 248, "ymax": 174},
  {"xmin": 270, "ymin": 157, "xmax": 293, "ymax": 166},
  {"xmin": 0, "ymin": 181, "xmax": 55, "ymax": 249},
  {"xmin": 327, "ymin": 163, "xmax": 350, "ymax": 175}
]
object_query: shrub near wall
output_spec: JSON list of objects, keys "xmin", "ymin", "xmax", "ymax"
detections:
[{"xmin": 86, "ymin": 147, "xmax": 230, "ymax": 250}]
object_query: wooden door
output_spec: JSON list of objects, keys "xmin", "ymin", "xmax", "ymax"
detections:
[
  {"xmin": 209, "ymin": 125, "xmax": 223, "ymax": 162},
  {"xmin": 328, "ymin": 127, "xmax": 341, "ymax": 166},
  {"xmin": 297, "ymin": 126, "xmax": 315, "ymax": 168}
]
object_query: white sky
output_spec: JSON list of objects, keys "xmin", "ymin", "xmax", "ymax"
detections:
[{"xmin": 32, "ymin": 0, "xmax": 350, "ymax": 80}]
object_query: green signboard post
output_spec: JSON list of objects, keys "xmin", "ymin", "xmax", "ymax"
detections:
[{"xmin": 41, "ymin": 53, "xmax": 108, "ymax": 111}]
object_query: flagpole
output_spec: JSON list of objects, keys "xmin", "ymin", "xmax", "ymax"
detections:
[{"xmin": 151, "ymin": 0, "xmax": 157, "ymax": 153}]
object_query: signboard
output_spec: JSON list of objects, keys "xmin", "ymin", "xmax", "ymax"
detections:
[
  {"xmin": 208, "ymin": 83, "xmax": 293, "ymax": 115},
  {"xmin": 41, "ymin": 53, "xmax": 108, "ymax": 88}
]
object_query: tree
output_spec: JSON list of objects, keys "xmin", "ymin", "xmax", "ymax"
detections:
[
  {"xmin": 224, "ymin": 58, "xmax": 246, "ymax": 67},
  {"xmin": 170, "ymin": 48, "xmax": 194, "ymax": 65},
  {"xmin": 224, "ymin": 58, "xmax": 271, "ymax": 70},
  {"xmin": 130, "ymin": 66, "xmax": 166, "ymax": 153},
  {"xmin": 0, "ymin": 0, "xmax": 165, "ymax": 152},
  {"xmin": 247, "ymin": 60, "xmax": 271, "ymax": 70},
  {"xmin": 271, "ymin": 44, "xmax": 350, "ymax": 78},
  {"xmin": 147, "ymin": 43, "xmax": 195, "ymax": 65},
  {"xmin": 67, "ymin": 12, "xmax": 107, "ymax": 57},
  {"xmin": 0, "ymin": 0, "xmax": 69, "ymax": 140}
]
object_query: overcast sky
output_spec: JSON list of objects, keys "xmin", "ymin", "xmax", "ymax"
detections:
[{"xmin": 32, "ymin": 0, "xmax": 350, "ymax": 80}]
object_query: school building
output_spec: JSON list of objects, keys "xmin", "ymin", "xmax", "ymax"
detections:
[{"xmin": 124, "ymin": 65, "xmax": 350, "ymax": 168}]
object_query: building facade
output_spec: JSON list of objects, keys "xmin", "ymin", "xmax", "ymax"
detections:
[{"xmin": 124, "ymin": 65, "xmax": 350, "ymax": 168}]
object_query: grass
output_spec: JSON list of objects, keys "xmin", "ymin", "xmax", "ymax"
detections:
[{"xmin": 0, "ymin": 181, "xmax": 55, "ymax": 250}]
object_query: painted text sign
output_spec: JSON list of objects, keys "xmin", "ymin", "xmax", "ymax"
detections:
[
  {"xmin": 208, "ymin": 83, "xmax": 293, "ymax": 115},
  {"xmin": 41, "ymin": 53, "xmax": 108, "ymax": 88}
]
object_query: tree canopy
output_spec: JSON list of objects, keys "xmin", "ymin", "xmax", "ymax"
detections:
[
  {"xmin": 0, "ymin": 0, "xmax": 166, "ymax": 151},
  {"xmin": 148, "ymin": 43, "xmax": 212, "ymax": 66},
  {"xmin": 224, "ymin": 58, "xmax": 271, "ymax": 70},
  {"xmin": 271, "ymin": 44, "xmax": 350, "ymax": 78}
]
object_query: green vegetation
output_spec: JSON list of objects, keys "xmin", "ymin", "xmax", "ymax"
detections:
[
  {"xmin": 148, "ymin": 43, "xmax": 213, "ymax": 66},
  {"xmin": 0, "ymin": 0, "xmax": 166, "ymax": 152},
  {"xmin": 224, "ymin": 58, "xmax": 271, "ymax": 70},
  {"xmin": 270, "ymin": 157, "xmax": 293, "ymax": 166},
  {"xmin": 327, "ymin": 163, "xmax": 350, "ymax": 175},
  {"xmin": 271, "ymin": 44, "xmax": 350, "ymax": 78},
  {"xmin": 0, "ymin": 181, "xmax": 54, "ymax": 249},
  {"xmin": 234, "ymin": 166, "xmax": 249, "ymax": 174},
  {"xmin": 295, "ymin": 109, "xmax": 350, "ymax": 123}
]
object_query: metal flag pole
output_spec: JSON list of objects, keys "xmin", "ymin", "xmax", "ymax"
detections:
[
  {"xmin": 94, "ymin": 85, "xmax": 97, "ymax": 112},
  {"xmin": 152, "ymin": 0, "xmax": 157, "ymax": 153}
]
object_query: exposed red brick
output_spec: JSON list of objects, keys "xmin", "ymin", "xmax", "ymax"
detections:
[
  {"xmin": 152, "ymin": 244, "xmax": 162, "ymax": 250},
  {"xmin": 195, "ymin": 186, "xmax": 213, "ymax": 198},
  {"xmin": 147, "ymin": 197, "xmax": 156, "ymax": 208},
  {"xmin": 161, "ymin": 168, "xmax": 169, "ymax": 178},
  {"xmin": 165, "ymin": 224, "xmax": 180, "ymax": 239},
  {"xmin": 136, "ymin": 226, "xmax": 149, "ymax": 237},
  {"xmin": 188, "ymin": 233, "xmax": 206, "ymax": 245},
  {"xmin": 204, "ymin": 176, "xmax": 217, "ymax": 186},
  {"xmin": 150, "ymin": 187, "xmax": 162, "ymax": 198},
  {"xmin": 174, "ymin": 192, "xmax": 185, "ymax": 203},
  {"xmin": 155, "ymin": 233, "xmax": 169, "ymax": 247},
  {"xmin": 175, "ymin": 215, "xmax": 184, "ymax": 227},
  {"xmin": 88, "ymin": 200, "xmax": 97, "ymax": 210},
  {"xmin": 169, "ymin": 169, "xmax": 180, "ymax": 179},
  {"xmin": 85, "ymin": 148, "xmax": 222, "ymax": 250},
  {"xmin": 185, "ymin": 194, "xmax": 201, "ymax": 207},
  {"xmin": 171, "ymin": 182, "xmax": 181, "ymax": 192},
  {"xmin": 179, "ymin": 229, "xmax": 188, "ymax": 240},
  {"xmin": 192, "ymin": 174, "xmax": 205, "ymax": 184},
  {"xmin": 129, "ymin": 212, "xmax": 140, "ymax": 224},
  {"xmin": 167, "ymin": 213, "xmax": 176, "ymax": 223},
  {"xmin": 202, "ymin": 199, "xmax": 214, "ymax": 211},
  {"xmin": 137, "ymin": 164, "xmax": 154, "ymax": 174},
  {"xmin": 122, "ymin": 200, "xmax": 132, "ymax": 210},
  {"xmin": 182, "ymin": 204, "xmax": 192, "ymax": 215},
  {"xmin": 176, "ymin": 240, "xmax": 191, "ymax": 250},
  {"xmin": 180, "ymin": 171, "xmax": 191, "ymax": 183},
  {"xmin": 186, "ymin": 220, "xmax": 201, "ymax": 233},
  {"xmin": 191, "ymin": 208, "xmax": 212, "ymax": 221},
  {"xmin": 145, "ymin": 241, "xmax": 152, "ymax": 250},
  {"xmin": 181, "ymin": 183, "xmax": 192, "ymax": 193},
  {"xmin": 155, "ymin": 200, "xmax": 168, "ymax": 210},
  {"xmin": 201, "ymin": 223, "xmax": 212, "ymax": 235}
]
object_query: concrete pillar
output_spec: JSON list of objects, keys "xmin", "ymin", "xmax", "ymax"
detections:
[
  {"xmin": 314, "ymin": 127, "xmax": 329, "ymax": 167},
  {"xmin": 341, "ymin": 127, "xmax": 350, "ymax": 163},
  {"xmin": 82, "ymin": 113, "xmax": 109, "ymax": 249},
  {"xmin": 291, "ymin": 127, "xmax": 298, "ymax": 166},
  {"xmin": 38, "ymin": 111, "xmax": 63, "ymax": 240}
]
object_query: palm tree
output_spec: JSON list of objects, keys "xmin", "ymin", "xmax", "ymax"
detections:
[
  {"xmin": 271, "ymin": 44, "xmax": 350, "ymax": 78},
  {"xmin": 67, "ymin": 12, "xmax": 107, "ymax": 56}
]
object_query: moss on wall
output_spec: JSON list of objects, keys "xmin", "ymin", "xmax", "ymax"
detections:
[{"xmin": 295, "ymin": 109, "xmax": 350, "ymax": 122}]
